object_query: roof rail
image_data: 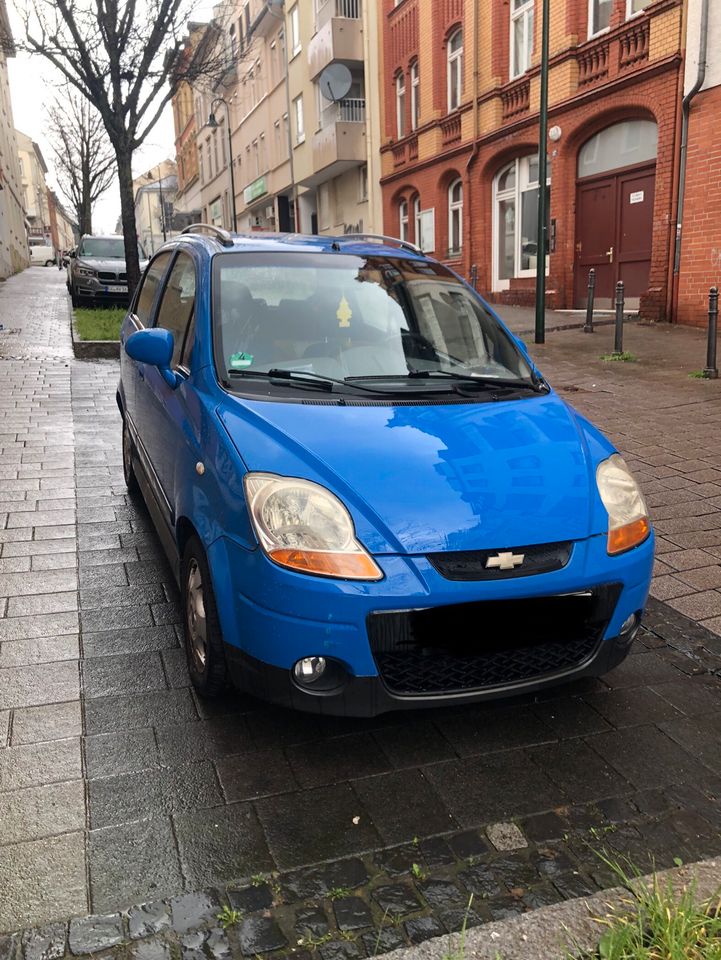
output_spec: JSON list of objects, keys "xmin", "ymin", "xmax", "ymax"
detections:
[
  {"xmin": 180, "ymin": 223, "xmax": 234, "ymax": 247},
  {"xmin": 334, "ymin": 233, "xmax": 422, "ymax": 255}
]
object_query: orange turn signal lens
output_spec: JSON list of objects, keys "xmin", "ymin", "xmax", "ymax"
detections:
[
  {"xmin": 607, "ymin": 517, "xmax": 651, "ymax": 555},
  {"xmin": 269, "ymin": 549, "xmax": 383, "ymax": 580}
]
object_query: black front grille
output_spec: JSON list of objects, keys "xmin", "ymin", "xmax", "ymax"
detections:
[
  {"xmin": 428, "ymin": 541, "xmax": 572, "ymax": 581},
  {"xmin": 367, "ymin": 585, "xmax": 621, "ymax": 696},
  {"xmin": 98, "ymin": 271, "xmax": 117, "ymax": 282}
]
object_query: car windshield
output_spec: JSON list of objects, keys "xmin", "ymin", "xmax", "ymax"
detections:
[
  {"xmin": 213, "ymin": 252, "xmax": 532, "ymax": 391},
  {"xmin": 78, "ymin": 238, "xmax": 144, "ymax": 259}
]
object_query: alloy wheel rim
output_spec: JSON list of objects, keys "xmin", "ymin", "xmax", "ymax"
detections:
[{"xmin": 186, "ymin": 558, "xmax": 208, "ymax": 672}]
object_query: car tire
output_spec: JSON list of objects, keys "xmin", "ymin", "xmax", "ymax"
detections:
[
  {"xmin": 121, "ymin": 418, "xmax": 140, "ymax": 496},
  {"xmin": 181, "ymin": 535, "xmax": 228, "ymax": 698},
  {"xmin": 45, "ymin": 259, "xmax": 54, "ymax": 267}
]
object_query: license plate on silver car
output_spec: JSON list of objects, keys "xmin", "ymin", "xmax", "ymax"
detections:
[{"xmin": 104, "ymin": 285, "xmax": 127, "ymax": 293}]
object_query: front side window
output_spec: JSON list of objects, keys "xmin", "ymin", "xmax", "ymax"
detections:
[
  {"xmin": 511, "ymin": 0, "xmax": 534, "ymax": 79},
  {"xmin": 494, "ymin": 154, "xmax": 550, "ymax": 288},
  {"xmin": 447, "ymin": 30, "xmax": 463, "ymax": 112},
  {"xmin": 212, "ymin": 253, "xmax": 532, "ymax": 393},
  {"xmin": 134, "ymin": 251, "xmax": 173, "ymax": 326},
  {"xmin": 155, "ymin": 253, "xmax": 197, "ymax": 368},
  {"xmin": 395, "ymin": 72, "xmax": 406, "ymax": 139},
  {"xmin": 448, "ymin": 178, "xmax": 463, "ymax": 256},
  {"xmin": 589, "ymin": 0, "xmax": 612, "ymax": 35},
  {"xmin": 410, "ymin": 60, "xmax": 419, "ymax": 131},
  {"xmin": 399, "ymin": 200, "xmax": 409, "ymax": 241}
]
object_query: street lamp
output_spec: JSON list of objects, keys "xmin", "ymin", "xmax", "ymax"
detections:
[
  {"xmin": 208, "ymin": 97, "xmax": 238, "ymax": 232},
  {"xmin": 534, "ymin": 0, "xmax": 550, "ymax": 345}
]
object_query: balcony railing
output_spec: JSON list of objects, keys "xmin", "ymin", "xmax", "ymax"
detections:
[
  {"xmin": 315, "ymin": 0, "xmax": 361, "ymax": 28},
  {"xmin": 392, "ymin": 142, "xmax": 406, "ymax": 167},
  {"xmin": 619, "ymin": 19, "xmax": 649, "ymax": 70},
  {"xmin": 320, "ymin": 97, "xmax": 366, "ymax": 130},
  {"xmin": 576, "ymin": 14, "xmax": 650, "ymax": 91},
  {"xmin": 578, "ymin": 40, "xmax": 609, "ymax": 86},
  {"xmin": 408, "ymin": 135, "xmax": 418, "ymax": 161},
  {"xmin": 501, "ymin": 77, "xmax": 530, "ymax": 121},
  {"xmin": 441, "ymin": 113, "xmax": 462, "ymax": 145}
]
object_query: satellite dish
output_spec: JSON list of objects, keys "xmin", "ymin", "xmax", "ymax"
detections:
[{"xmin": 319, "ymin": 63, "xmax": 352, "ymax": 103}]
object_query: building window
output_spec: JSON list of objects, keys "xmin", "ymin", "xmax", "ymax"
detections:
[
  {"xmin": 447, "ymin": 29, "xmax": 463, "ymax": 112},
  {"xmin": 212, "ymin": 130, "xmax": 219, "ymax": 174},
  {"xmin": 395, "ymin": 72, "xmax": 406, "ymax": 139},
  {"xmin": 448, "ymin": 178, "xmax": 463, "ymax": 256},
  {"xmin": 413, "ymin": 195, "xmax": 421, "ymax": 242},
  {"xmin": 289, "ymin": 4, "xmax": 301, "ymax": 55},
  {"xmin": 510, "ymin": 0, "xmax": 534, "ymax": 79},
  {"xmin": 206, "ymin": 139, "xmax": 212, "ymax": 179},
  {"xmin": 252, "ymin": 139, "xmax": 260, "ymax": 177},
  {"xmin": 494, "ymin": 154, "xmax": 550, "ymax": 290},
  {"xmin": 399, "ymin": 199, "xmax": 409, "ymax": 241},
  {"xmin": 293, "ymin": 95, "xmax": 305, "ymax": 144},
  {"xmin": 588, "ymin": 0, "xmax": 612, "ymax": 36},
  {"xmin": 410, "ymin": 60, "xmax": 419, "ymax": 131},
  {"xmin": 626, "ymin": 0, "xmax": 646, "ymax": 16},
  {"xmin": 198, "ymin": 147, "xmax": 204, "ymax": 183},
  {"xmin": 359, "ymin": 164, "xmax": 368, "ymax": 202}
]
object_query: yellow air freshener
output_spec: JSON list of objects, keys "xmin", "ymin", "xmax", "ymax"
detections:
[{"xmin": 337, "ymin": 296, "xmax": 352, "ymax": 328}]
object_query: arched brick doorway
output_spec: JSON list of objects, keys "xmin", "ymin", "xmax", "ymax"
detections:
[{"xmin": 574, "ymin": 119, "xmax": 658, "ymax": 309}]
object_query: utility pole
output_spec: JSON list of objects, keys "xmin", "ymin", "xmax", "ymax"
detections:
[
  {"xmin": 157, "ymin": 165, "xmax": 167, "ymax": 241},
  {"xmin": 534, "ymin": 0, "xmax": 550, "ymax": 345}
]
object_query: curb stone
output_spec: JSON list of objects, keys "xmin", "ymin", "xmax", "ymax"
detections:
[
  {"xmin": 374, "ymin": 857, "xmax": 721, "ymax": 960},
  {"xmin": 68, "ymin": 294, "xmax": 121, "ymax": 359}
]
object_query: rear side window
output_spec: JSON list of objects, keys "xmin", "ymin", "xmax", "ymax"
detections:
[
  {"xmin": 134, "ymin": 252, "xmax": 172, "ymax": 326},
  {"xmin": 154, "ymin": 253, "xmax": 196, "ymax": 369}
]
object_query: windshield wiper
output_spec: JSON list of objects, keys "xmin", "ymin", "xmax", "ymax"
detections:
[
  {"xmin": 227, "ymin": 368, "xmax": 392, "ymax": 395},
  {"xmin": 347, "ymin": 370, "xmax": 544, "ymax": 392}
]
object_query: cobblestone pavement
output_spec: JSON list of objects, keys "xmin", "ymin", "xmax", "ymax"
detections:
[{"xmin": 2, "ymin": 269, "xmax": 721, "ymax": 958}]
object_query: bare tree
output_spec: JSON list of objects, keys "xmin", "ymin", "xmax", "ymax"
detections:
[
  {"xmin": 47, "ymin": 93, "xmax": 116, "ymax": 237},
  {"xmin": 21, "ymin": 0, "xmax": 238, "ymax": 291}
]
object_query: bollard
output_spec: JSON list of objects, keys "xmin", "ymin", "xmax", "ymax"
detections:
[
  {"xmin": 613, "ymin": 280, "xmax": 625, "ymax": 355},
  {"xmin": 583, "ymin": 268, "xmax": 596, "ymax": 333},
  {"xmin": 470, "ymin": 264, "xmax": 478, "ymax": 290},
  {"xmin": 704, "ymin": 286, "xmax": 719, "ymax": 379}
]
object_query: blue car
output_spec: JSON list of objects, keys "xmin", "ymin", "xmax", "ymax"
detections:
[{"xmin": 117, "ymin": 225, "xmax": 653, "ymax": 717}]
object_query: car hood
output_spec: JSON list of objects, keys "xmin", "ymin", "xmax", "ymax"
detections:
[
  {"xmin": 76, "ymin": 258, "xmax": 148, "ymax": 273},
  {"xmin": 218, "ymin": 392, "xmax": 615, "ymax": 555}
]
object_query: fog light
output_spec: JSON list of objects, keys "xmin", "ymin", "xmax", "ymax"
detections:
[
  {"xmin": 293, "ymin": 656, "xmax": 327, "ymax": 685},
  {"xmin": 620, "ymin": 613, "xmax": 638, "ymax": 635}
]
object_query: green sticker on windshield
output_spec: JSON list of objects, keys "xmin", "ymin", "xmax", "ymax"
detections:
[{"xmin": 229, "ymin": 351, "xmax": 254, "ymax": 368}]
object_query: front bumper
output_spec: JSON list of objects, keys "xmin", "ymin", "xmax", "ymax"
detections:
[
  {"xmin": 208, "ymin": 531, "xmax": 653, "ymax": 717},
  {"xmin": 73, "ymin": 276, "xmax": 129, "ymax": 300}
]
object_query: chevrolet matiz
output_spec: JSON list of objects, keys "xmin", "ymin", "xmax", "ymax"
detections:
[{"xmin": 117, "ymin": 226, "xmax": 653, "ymax": 716}]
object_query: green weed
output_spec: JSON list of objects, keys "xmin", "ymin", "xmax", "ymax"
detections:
[{"xmin": 600, "ymin": 351, "xmax": 637, "ymax": 362}]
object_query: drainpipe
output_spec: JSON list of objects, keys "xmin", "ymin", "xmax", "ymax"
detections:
[
  {"xmin": 673, "ymin": 0, "xmax": 709, "ymax": 285},
  {"xmin": 463, "ymin": 0, "xmax": 480, "ymax": 281}
]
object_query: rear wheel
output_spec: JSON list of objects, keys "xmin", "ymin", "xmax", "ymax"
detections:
[
  {"xmin": 181, "ymin": 535, "xmax": 227, "ymax": 698},
  {"xmin": 122, "ymin": 418, "xmax": 139, "ymax": 495}
]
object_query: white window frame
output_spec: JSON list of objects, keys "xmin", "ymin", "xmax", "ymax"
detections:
[
  {"xmin": 395, "ymin": 72, "xmax": 406, "ymax": 139},
  {"xmin": 626, "ymin": 0, "xmax": 646, "ymax": 18},
  {"xmin": 418, "ymin": 208, "xmax": 435, "ymax": 253},
  {"xmin": 413, "ymin": 195, "xmax": 422, "ymax": 243},
  {"xmin": 289, "ymin": 4, "xmax": 301, "ymax": 56},
  {"xmin": 399, "ymin": 199, "xmax": 409, "ymax": 242},
  {"xmin": 588, "ymin": 0, "xmax": 611, "ymax": 37},
  {"xmin": 510, "ymin": 0, "xmax": 534, "ymax": 80},
  {"xmin": 447, "ymin": 29, "xmax": 463, "ymax": 112},
  {"xmin": 448, "ymin": 178, "xmax": 463, "ymax": 256},
  {"xmin": 492, "ymin": 154, "xmax": 550, "ymax": 292},
  {"xmin": 293, "ymin": 94, "xmax": 305, "ymax": 144},
  {"xmin": 410, "ymin": 60, "xmax": 419, "ymax": 131}
]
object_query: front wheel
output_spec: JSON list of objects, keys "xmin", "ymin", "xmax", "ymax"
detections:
[
  {"xmin": 122, "ymin": 418, "xmax": 139, "ymax": 495},
  {"xmin": 181, "ymin": 535, "xmax": 227, "ymax": 698}
]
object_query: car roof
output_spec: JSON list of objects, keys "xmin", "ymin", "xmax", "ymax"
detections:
[
  {"xmin": 170, "ymin": 230, "xmax": 427, "ymax": 262},
  {"xmin": 79, "ymin": 234, "xmax": 125, "ymax": 241}
]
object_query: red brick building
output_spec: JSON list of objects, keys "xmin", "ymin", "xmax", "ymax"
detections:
[
  {"xmin": 674, "ymin": 0, "xmax": 721, "ymax": 327},
  {"xmin": 379, "ymin": 0, "xmax": 685, "ymax": 319}
]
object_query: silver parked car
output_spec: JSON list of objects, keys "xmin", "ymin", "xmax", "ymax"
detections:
[{"xmin": 68, "ymin": 235, "xmax": 148, "ymax": 306}]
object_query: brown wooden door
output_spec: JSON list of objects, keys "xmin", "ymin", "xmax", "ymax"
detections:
[
  {"xmin": 575, "ymin": 177, "xmax": 617, "ymax": 306},
  {"xmin": 574, "ymin": 164, "xmax": 656, "ymax": 309}
]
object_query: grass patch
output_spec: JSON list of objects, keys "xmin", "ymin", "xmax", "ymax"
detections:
[
  {"xmin": 600, "ymin": 351, "xmax": 637, "ymax": 363},
  {"xmin": 575, "ymin": 855, "xmax": 721, "ymax": 960},
  {"xmin": 74, "ymin": 306, "xmax": 125, "ymax": 341},
  {"xmin": 689, "ymin": 370, "xmax": 708, "ymax": 379}
]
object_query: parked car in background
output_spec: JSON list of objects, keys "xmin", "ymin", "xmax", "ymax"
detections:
[
  {"xmin": 28, "ymin": 238, "xmax": 55, "ymax": 266},
  {"xmin": 68, "ymin": 234, "xmax": 148, "ymax": 307},
  {"xmin": 118, "ymin": 226, "xmax": 654, "ymax": 717}
]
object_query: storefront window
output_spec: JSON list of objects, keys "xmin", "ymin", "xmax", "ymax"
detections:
[{"xmin": 494, "ymin": 154, "xmax": 550, "ymax": 288}]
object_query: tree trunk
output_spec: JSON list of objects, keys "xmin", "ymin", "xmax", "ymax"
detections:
[
  {"xmin": 82, "ymin": 170, "xmax": 92, "ymax": 235},
  {"xmin": 116, "ymin": 148, "xmax": 141, "ymax": 294}
]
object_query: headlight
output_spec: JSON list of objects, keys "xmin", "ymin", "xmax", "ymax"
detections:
[
  {"xmin": 243, "ymin": 473, "xmax": 383, "ymax": 580},
  {"xmin": 596, "ymin": 454, "xmax": 651, "ymax": 554},
  {"xmin": 77, "ymin": 266, "xmax": 97, "ymax": 278}
]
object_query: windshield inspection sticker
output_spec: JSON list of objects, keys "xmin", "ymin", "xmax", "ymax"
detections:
[
  {"xmin": 337, "ymin": 296, "xmax": 352, "ymax": 328},
  {"xmin": 229, "ymin": 352, "xmax": 254, "ymax": 368}
]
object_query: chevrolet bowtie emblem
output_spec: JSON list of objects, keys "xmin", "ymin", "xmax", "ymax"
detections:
[{"xmin": 486, "ymin": 551, "xmax": 525, "ymax": 571}]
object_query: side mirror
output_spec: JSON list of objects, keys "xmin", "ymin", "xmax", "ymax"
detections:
[
  {"xmin": 69, "ymin": 251, "xmax": 76, "ymax": 259},
  {"xmin": 125, "ymin": 328, "xmax": 179, "ymax": 388}
]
